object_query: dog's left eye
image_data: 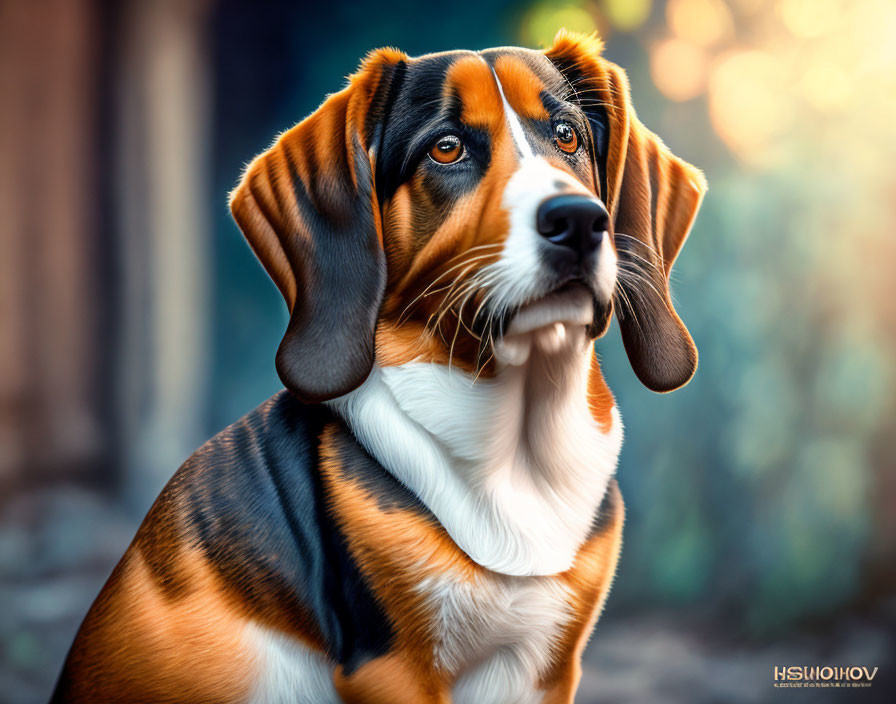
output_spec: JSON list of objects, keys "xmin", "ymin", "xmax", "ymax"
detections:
[
  {"xmin": 429, "ymin": 135, "xmax": 464, "ymax": 164},
  {"xmin": 554, "ymin": 122, "xmax": 579, "ymax": 154}
]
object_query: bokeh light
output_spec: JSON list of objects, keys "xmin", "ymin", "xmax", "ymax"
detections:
[
  {"xmin": 708, "ymin": 49, "xmax": 791, "ymax": 160},
  {"xmin": 667, "ymin": 0, "xmax": 734, "ymax": 47},
  {"xmin": 601, "ymin": 0, "xmax": 652, "ymax": 32},
  {"xmin": 728, "ymin": 0, "xmax": 768, "ymax": 14},
  {"xmin": 523, "ymin": 1, "xmax": 599, "ymax": 48},
  {"xmin": 800, "ymin": 60, "xmax": 851, "ymax": 113},
  {"xmin": 650, "ymin": 38, "xmax": 708, "ymax": 101},
  {"xmin": 777, "ymin": 0, "xmax": 840, "ymax": 38}
]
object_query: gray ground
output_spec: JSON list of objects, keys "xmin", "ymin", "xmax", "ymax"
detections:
[{"xmin": 2, "ymin": 487, "xmax": 893, "ymax": 703}]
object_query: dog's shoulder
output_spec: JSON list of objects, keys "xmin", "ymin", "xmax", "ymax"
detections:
[{"xmin": 133, "ymin": 390, "xmax": 413, "ymax": 671}]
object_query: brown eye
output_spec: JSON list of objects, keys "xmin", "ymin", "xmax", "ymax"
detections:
[
  {"xmin": 430, "ymin": 135, "xmax": 463, "ymax": 164},
  {"xmin": 554, "ymin": 122, "xmax": 578, "ymax": 153}
]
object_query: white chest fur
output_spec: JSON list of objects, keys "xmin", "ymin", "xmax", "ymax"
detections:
[
  {"xmin": 419, "ymin": 569, "xmax": 572, "ymax": 704},
  {"xmin": 328, "ymin": 341, "xmax": 623, "ymax": 577}
]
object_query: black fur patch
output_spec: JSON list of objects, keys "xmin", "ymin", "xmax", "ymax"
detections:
[{"xmin": 159, "ymin": 392, "xmax": 403, "ymax": 673}]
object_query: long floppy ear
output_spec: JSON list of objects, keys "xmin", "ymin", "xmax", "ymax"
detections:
[
  {"xmin": 546, "ymin": 31, "xmax": 707, "ymax": 392},
  {"xmin": 229, "ymin": 49, "xmax": 406, "ymax": 403}
]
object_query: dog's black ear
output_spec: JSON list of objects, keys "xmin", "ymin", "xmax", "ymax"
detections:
[
  {"xmin": 546, "ymin": 31, "xmax": 707, "ymax": 393},
  {"xmin": 230, "ymin": 49, "xmax": 406, "ymax": 403}
]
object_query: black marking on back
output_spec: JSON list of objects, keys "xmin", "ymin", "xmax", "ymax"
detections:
[{"xmin": 144, "ymin": 391, "xmax": 399, "ymax": 673}]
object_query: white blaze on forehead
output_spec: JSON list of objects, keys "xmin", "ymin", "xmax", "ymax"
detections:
[{"xmin": 491, "ymin": 69, "xmax": 535, "ymax": 160}]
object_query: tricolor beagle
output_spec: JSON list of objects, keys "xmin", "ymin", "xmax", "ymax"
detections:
[{"xmin": 53, "ymin": 31, "xmax": 705, "ymax": 704}]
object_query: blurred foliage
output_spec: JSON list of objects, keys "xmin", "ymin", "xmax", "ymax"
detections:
[{"xmin": 210, "ymin": 0, "xmax": 896, "ymax": 634}]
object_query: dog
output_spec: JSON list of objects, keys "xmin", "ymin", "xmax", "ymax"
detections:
[{"xmin": 53, "ymin": 30, "xmax": 705, "ymax": 704}]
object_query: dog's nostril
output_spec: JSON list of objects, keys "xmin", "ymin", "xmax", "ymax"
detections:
[
  {"xmin": 592, "ymin": 211, "xmax": 609, "ymax": 233},
  {"xmin": 545, "ymin": 216, "xmax": 569, "ymax": 239}
]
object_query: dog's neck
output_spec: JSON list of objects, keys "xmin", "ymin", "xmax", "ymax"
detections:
[{"xmin": 328, "ymin": 329, "xmax": 623, "ymax": 576}]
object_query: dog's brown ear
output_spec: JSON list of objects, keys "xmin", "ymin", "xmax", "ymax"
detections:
[
  {"xmin": 229, "ymin": 49, "xmax": 406, "ymax": 403},
  {"xmin": 611, "ymin": 108, "xmax": 706, "ymax": 392},
  {"xmin": 546, "ymin": 31, "xmax": 707, "ymax": 392}
]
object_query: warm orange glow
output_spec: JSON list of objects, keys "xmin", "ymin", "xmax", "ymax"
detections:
[
  {"xmin": 650, "ymin": 39, "xmax": 708, "ymax": 102},
  {"xmin": 667, "ymin": 0, "xmax": 734, "ymax": 47},
  {"xmin": 708, "ymin": 49, "xmax": 792, "ymax": 159}
]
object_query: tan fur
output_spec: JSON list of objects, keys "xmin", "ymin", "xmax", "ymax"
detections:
[
  {"xmin": 444, "ymin": 55, "xmax": 505, "ymax": 129},
  {"xmin": 334, "ymin": 654, "xmax": 451, "ymax": 704},
  {"xmin": 59, "ymin": 549, "xmax": 255, "ymax": 703},
  {"xmin": 493, "ymin": 55, "xmax": 550, "ymax": 120},
  {"xmin": 587, "ymin": 354, "xmax": 616, "ymax": 432}
]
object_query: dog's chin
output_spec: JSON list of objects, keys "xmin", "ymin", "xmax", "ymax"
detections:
[{"xmin": 494, "ymin": 282, "xmax": 610, "ymax": 367}]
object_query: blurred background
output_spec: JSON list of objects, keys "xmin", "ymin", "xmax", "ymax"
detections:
[{"xmin": 2, "ymin": 0, "xmax": 895, "ymax": 701}]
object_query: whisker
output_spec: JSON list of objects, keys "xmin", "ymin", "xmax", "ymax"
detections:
[
  {"xmin": 428, "ymin": 266, "xmax": 492, "ymax": 340},
  {"xmin": 617, "ymin": 267, "xmax": 665, "ymax": 303},
  {"xmin": 618, "ymin": 248, "xmax": 661, "ymax": 273},
  {"xmin": 397, "ymin": 250, "xmax": 500, "ymax": 324},
  {"xmin": 614, "ymin": 232, "xmax": 659, "ymax": 256},
  {"xmin": 613, "ymin": 281, "xmax": 643, "ymax": 333},
  {"xmin": 617, "ymin": 261, "xmax": 663, "ymax": 290}
]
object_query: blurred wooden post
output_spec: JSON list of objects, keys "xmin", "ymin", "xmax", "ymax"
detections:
[
  {"xmin": 114, "ymin": 0, "xmax": 212, "ymax": 511},
  {"xmin": 0, "ymin": 0, "xmax": 101, "ymax": 490}
]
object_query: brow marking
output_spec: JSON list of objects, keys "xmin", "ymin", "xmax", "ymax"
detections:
[{"xmin": 491, "ymin": 68, "xmax": 535, "ymax": 160}]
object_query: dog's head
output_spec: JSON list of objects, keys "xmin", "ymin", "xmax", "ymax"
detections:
[{"xmin": 230, "ymin": 31, "xmax": 706, "ymax": 404}]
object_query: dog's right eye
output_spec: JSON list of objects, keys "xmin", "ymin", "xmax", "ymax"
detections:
[{"xmin": 429, "ymin": 135, "xmax": 464, "ymax": 164}]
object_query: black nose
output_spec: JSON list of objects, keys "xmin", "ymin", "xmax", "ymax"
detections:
[{"xmin": 536, "ymin": 194, "xmax": 610, "ymax": 258}]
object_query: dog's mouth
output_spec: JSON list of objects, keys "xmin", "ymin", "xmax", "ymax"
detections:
[
  {"xmin": 493, "ymin": 282, "xmax": 598, "ymax": 366},
  {"xmin": 505, "ymin": 282, "xmax": 594, "ymax": 335}
]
